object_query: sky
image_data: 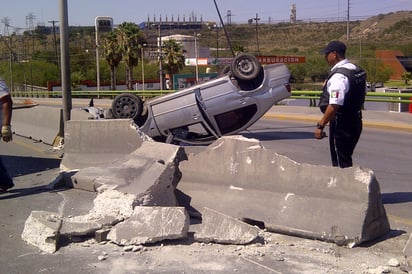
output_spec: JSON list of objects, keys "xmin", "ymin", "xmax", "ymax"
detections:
[{"xmin": 1, "ymin": 0, "xmax": 411, "ymax": 31}]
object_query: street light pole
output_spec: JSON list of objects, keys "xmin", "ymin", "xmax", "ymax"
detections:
[
  {"xmin": 158, "ymin": 24, "xmax": 164, "ymax": 90},
  {"xmin": 194, "ymin": 33, "xmax": 199, "ymax": 84},
  {"xmin": 59, "ymin": 0, "xmax": 71, "ymax": 123},
  {"xmin": 94, "ymin": 19, "xmax": 101, "ymax": 93},
  {"xmin": 140, "ymin": 44, "xmax": 146, "ymax": 91}
]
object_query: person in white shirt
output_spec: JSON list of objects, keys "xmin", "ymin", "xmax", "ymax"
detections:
[{"xmin": 315, "ymin": 41, "xmax": 367, "ymax": 168}]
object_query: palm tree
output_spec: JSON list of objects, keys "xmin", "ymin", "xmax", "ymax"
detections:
[
  {"xmin": 162, "ymin": 39, "xmax": 186, "ymax": 89},
  {"xmin": 117, "ymin": 22, "xmax": 146, "ymax": 90},
  {"xmin": 102, "ymin": 30, "xmax": 123, "ymax": 90}
]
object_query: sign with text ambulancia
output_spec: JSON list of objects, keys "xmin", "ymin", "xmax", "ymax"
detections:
[{"xmin": 257, "ymin": 55, "xmax": 305, "ymax": 64}]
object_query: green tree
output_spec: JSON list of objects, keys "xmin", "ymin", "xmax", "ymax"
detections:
[
  {"xmin": 162, "ymin": 39, "xmax": 186, "ymax": 89},
  {"xmin": 289, "ymin": 64, "xmax": 307, "ymax": 83},
  {"xmin": 102, "ymin": 31, "xmax": 123, "ymax": 90},
  {"xmin": 117, "ymin": 22, "xmax": 146, "ymax": 90},
  {"xmin": 71, "ymin": 71, "xmax": 86, "ymax": 90},
  {"xmin": 361, "ymin": 59, "xmax": 392, "ymax": 84},
  {"xmin": 401, "ymin": 72, "xmax": 412, "ymax": 85}
]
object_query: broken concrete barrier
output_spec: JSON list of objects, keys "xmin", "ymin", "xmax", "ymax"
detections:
[
  {"xmin": 60, "ymin": 119, "xmax": 147, "ymax": 172},
  {"xmin": 177, "ymin": 135, "xmax": 390, "ymax": 246},
  {"xmin": 66, "ymin": 141, "xmax": 183, "ymax": 206},
  {"xmin": 107, "ymin": 206, "xmax": 189, "ymax": 246},
  {"xmin": 192, "ymin": 207, "xmax": 261, "ymax": 244},
  {"xmin": 12, "ymin": 106, "xmax": 63, "ymax": 145},
  {"xmin": 21, "ymin": 211, "xmax": 62, "ymax": 254},
  {"xmin": 60, "ymin": 189, "xmax": 136, "ymax": 237}
]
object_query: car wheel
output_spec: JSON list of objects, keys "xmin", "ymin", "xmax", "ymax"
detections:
[
  {"xmin": 111, "ymin": 93, "xmax": 143, "ymax": 120},
  {"xmin": 231, "ymin": 53, "xmax": 261, "ymax": 81}
]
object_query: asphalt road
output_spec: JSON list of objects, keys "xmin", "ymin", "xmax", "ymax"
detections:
[{"xmin": 1, "ymin": 112, "xmax": 411, "ymax": 273}]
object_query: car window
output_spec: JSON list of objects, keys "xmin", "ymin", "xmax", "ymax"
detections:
[{"xmin": 214, "ymin": 104, "xmax": 257, "ymax": 135}]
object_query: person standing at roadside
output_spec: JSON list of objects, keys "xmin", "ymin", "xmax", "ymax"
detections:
[
  {"xmin": 315, "ymin": 41, "xmax": 367, "ymax": 168},
  {"xmin": 0, "ymin": 77, "xmax": 14, "ymax": 191}
]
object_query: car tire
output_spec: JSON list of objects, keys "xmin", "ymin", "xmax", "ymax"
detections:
[
  {"xmin": 111, "ymin": 93, "xmax": 143, "ymax": 120},
  {"xmin": 231, "ymin": 53, "xmax": 261, "ymax": 81}
]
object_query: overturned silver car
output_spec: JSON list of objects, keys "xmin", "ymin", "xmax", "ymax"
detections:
[{"xmin": 111, "ymin": 54, "xmax": 291, "ymax": 145}]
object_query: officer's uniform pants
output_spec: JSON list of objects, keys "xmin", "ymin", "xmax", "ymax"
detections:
[
  {"xmin": 0, "ymin": 156, "xmax": 13, "ymax": 188},
  {"xmin": 329, "ymin": 112, "xmax": 362, "ymax": 168}
]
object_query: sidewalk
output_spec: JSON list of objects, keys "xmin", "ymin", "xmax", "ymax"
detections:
[{"xmin": 267, "ymin": 105, "xmax": 412, "ymax": 132}]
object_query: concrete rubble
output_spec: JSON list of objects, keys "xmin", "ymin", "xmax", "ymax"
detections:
[
  {"xmin": 404, "ymin": 233, "xmax": 412, "ymax": 266},
  {"xmin": 21, "ymin": 121, "xmax": 392, "ymax": 254},
  {"xmin": 21, "ymin": 211, "xmax": 62, "ymax": 254},
  {"xmin": 107, "ymin": 206, "xmax": 189, "ymax": 246},
  {"xmin": 191, "ymin": 207, "xmax": 261, "ymax": 245},
  {"xmin": 60, "ymin": 189, "xmax": 137, "ymax": 237}
]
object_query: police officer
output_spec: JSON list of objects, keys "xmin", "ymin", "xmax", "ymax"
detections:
[
  {"xmin": 315, "ymin": 41, "xmax": 366, "ymax": 168},
  {"xmin": 0, "ymin": 77, "xmax": 14, "ymax": 192}
]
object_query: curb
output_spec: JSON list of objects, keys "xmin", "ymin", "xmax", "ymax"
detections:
[{"xmin": 264, "ymin": 113, "xmax": 412, "ymax": 132}]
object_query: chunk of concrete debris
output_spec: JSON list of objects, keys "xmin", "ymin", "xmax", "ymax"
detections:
[
  {"xmin": 60, "ymin": 190, "xmax": 136, "ymax": 237},
  {"xmin": 192, "ymin": 207, "xmax": 260, "ymax": 245},
  {"xmin": 95, "ymin": 229, "xmax": 111, "ymax": 243},
  {"xmin": 403, "ymin": 233, "xmax": 412, "ymax": 265},
  {"xmin": 108, "ymin": 206, "xmax": 189, "ymax": 246},
  {"xmin": 177, "ymin": 135, "xmax": 390, "ymax": 246},
  {"xmin": 65, "ymin": 141, "xmax": 183, "ymax": 207},
  {"xmin": 21, "ymin": 211, "xmax": 62, "ymax": 254},
  {"xmin": 387, "ymin": 258, "xmax": 400, "ymax": 267},
  {"xmin": 60, "ymin": 119, "xmax": 147, "ymax": 172}
]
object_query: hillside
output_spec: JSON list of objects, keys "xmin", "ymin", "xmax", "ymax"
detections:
[
  {"xmin": 351, "ymin": 11, "xmax": 412, "ymax": 42},
  {"xmin": 0, "ymin": 11, "xmax": 411, "ymax": 88},
  {"xmin": 150, "ymin": 10, "xmax": 412, "ymax": 60}
]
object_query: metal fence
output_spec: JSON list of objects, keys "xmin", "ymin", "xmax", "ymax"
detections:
[{"xmin": 11, "ymin": 89, "xmax": 412, "ymax": 104}]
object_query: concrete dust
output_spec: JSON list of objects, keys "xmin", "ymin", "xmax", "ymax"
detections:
[{"xmin": 56, "ymin": 230, "xmax": 410, "ymax": 274}]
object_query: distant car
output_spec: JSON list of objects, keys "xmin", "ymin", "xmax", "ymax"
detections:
[
  {"xmin": 111, "ymin": 54, "xmax": 291, "ymax": 145},
  {"xmin": 367, "ymin": 82, "xmax": 384, "ymax": 92}
]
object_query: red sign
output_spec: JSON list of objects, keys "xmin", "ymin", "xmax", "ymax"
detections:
[{"xmin": 257, "ymin": 55, "xmax": 305, "ymax": 64}]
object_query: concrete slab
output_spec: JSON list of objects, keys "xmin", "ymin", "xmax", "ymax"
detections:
[
  {"xmin": 67, "ymin": 141, "xmax": 183, "ymax": 206},
  {"xmin": 60, "ymin": 119, "xmax": 146, "ymax": 172},
  {"xmin": 107, "ymin": 206, "xmax": 189, "ymax": 246},
  {"xmin": 12, "ymin": 106, "xmax": 63, "ymax": 145},
  {"xmin": 21, "ymin": 211, "xmax": 62, "ymax": 254},
  {"xmin": 177, "ymin": 135, "xmax": 390, "ymax": 246},
  {"xmin": 192, "ymin": 207, "xmax": 261, "ymax": 245}
]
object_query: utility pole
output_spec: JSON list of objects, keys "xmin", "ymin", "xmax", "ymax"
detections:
[
  {"xmin": 252, "ymin": 13, "xmax": 261, "ymax": 55},
  {"xmin": 48, "ymin": 20, "xmax": 60, "ymax": 79},
  {"xmin": 347, "ymin": 0, "xmax": 350, "ymax": 40}
]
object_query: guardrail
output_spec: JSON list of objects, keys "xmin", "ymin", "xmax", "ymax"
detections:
[
  {"xmin": 11, "ymin": 89, "xmax": 412, "ymax": 104},
  {"xmin": 11, "ymin": 90, "xmax": 174, "ymax": 99},
  {"xmin": 291, "ymin": 90, "xmax": 412, "ymax": 104}
]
